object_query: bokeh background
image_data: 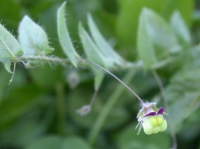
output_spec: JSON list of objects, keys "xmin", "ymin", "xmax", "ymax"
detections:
[{"xmin": 0, "ymin": 0, "xmax": 200, "ymax": 149}]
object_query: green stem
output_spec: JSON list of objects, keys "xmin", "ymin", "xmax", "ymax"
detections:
[
  {"xmin": 151, "ymin": 70, "xmax": 177, "ymax": 149},
  {"xmin": 88, "ymin": 69, "xmax": 136, "ymax": 145},
  {"xmin": 19, "ymin": 55, "xmax": 142, "ymax": 69},
  {"xmin": 55, "ymin": 82, "xmax": 66, "ymax": 136}
]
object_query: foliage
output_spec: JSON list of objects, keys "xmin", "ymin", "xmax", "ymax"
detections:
[{"xmin": 0, "ymin": 0, "xmax": 199, "ymax": 149}]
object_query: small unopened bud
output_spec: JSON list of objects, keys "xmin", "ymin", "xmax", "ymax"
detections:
[
  {"xmin": 67, "ymin": 71, "xmax": 80, "ymax": 89},
  {"xmin": 76, "ymin": 105, "xmax": 91, "ymax": 116}
]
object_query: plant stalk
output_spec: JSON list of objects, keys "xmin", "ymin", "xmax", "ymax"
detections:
[{"xmin": 152, "ymin": 70, "xmax": 177, "ymax": 149}]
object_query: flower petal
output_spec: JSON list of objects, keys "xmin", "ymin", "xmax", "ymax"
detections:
[
  {"xmin": 160, "ymin": 119, "xmax": 167, "ymax": 132},
  {"xmin": 157, "ymin": 116, "xmax": 164, "ymax": 125},
  {"xmin": 141, "ymin": 117, "xmax": 153, "ymax": 135},
  {"xmin": 150, "ymin": 117, "xmax": 158, "ymax": 127},
  {"xmin": 152, "ymin": 126, "xmax": 161, "ymax": 134},
  {"xmin": 144, "ymin": 112, "xmax": 156, "ymax": 117},
  {"xmin": 157, "ymin": 107, "xmax": 164, "ymax": 115}
]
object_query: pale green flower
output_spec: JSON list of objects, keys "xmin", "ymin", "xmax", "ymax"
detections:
[
  {"xmin": 136, "ymin": 102, "xmax": 167, "ymax": 135},
  {"xmin": 139, "ymin": 115, "xmax": 167, "ymax": 135}
]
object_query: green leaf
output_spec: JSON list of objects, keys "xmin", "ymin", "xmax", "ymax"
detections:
[
  {"xmin": 0, "ymin": 23, "xmax": 23, "ymax": 72},
  {"xmin": 137, "ymin": 8, "xmax": 181, "ymax": 69},
  {"xmin": 144, "ymin": 8, "xmax": 180, "ymax": 56},
  {"xmin": 170, "ymin": 11, "xmax": 191, "ymax": 45},
  {"xmin": 116, "ymin": 0, "xmax": 165, "ymax": 48},
  {"xmin": 116, "ymin": 0, "xmax": 193, "ymax": 48},
  {"xmin": 18, "ymin": 15, "xmax": 54, "ymax": 56},
  {"xmin": 78, "ymin": 23, "xmax": 104, "ymax": 90},
  {"xmin": 4, "ymin": 61, "xmax": 12, "ymax": 73},
  {"xmin": 87, "ymin": 14, "xmax": 125, "ymax": 67},
  {"xmin": 137, "ymin": 8, "xmax": 157, "ymax": 69},
  {"xmin": 158, "ymin": 46, "xmax": 200, "ymax": 131},
  {"xmin": 57, "ymin": 2, "xmax": 79, "ymax": 67}
]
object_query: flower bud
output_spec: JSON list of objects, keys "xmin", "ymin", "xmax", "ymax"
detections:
[{"xmin": 76, "ymin": 105, "xmax": 91, "ymax": 116}]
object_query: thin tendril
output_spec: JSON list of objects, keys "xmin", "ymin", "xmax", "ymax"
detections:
[{"xmin": 84, "ymin": 60, "xmax": 145, "ymax": 105}]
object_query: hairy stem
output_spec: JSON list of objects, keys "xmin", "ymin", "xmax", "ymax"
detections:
[
  {"xmin": 18, "ymin": 55, "xmax": 174, "ymax": 70},
  {"xmin": 152, "ymin": 70, "xmax": 177, "ymax": 149},
  {"xmin": 88, "ymin": 70, "xmax": 136, "ymax": 145},
  {"xmin": 19, "ymin": 55, "xmax": 142, "ymax": 69}
]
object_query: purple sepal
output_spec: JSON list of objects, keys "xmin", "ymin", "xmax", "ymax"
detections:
[
  {"xmin": 157, "ymin": 107, "xmax": 164, "ymax": 115},
  {"xmin": 144, "ymin": 112, "xmax": 156, "ymax": 117}
]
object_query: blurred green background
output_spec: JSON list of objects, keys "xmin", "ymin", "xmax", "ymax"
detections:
[{"xmin": 0, "ymin": 0, "xmax": 200, "ymax": 149}]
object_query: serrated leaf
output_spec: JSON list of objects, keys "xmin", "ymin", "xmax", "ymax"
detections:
[
  {"xmin": 137, "ymin": 8, "xmax": 157, "ymax": 69},
  {"xmin": 18, "ymin": 15, "xmax": 54, "ymax": 56},
  {"xmin": 144, "ymin": 8, "xmax": 180, "ymax": 55},
  {"xmin": 0, "ymin": 23, "xmax": 23, "ymax": 72},
  {"xmin": 78, "ymin": 23, "xmax": 104, "ymax": 90},
  {"xmin": 57, "ymin": 2, "xmax": 79, "ymax": 67},
  {"xmin": 170, "ymin": 11, "xmax": 191, "ymax": 45},
  {"xmin": 87, "ymin": 14, "xmax": 125, "ymax": 67}
]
